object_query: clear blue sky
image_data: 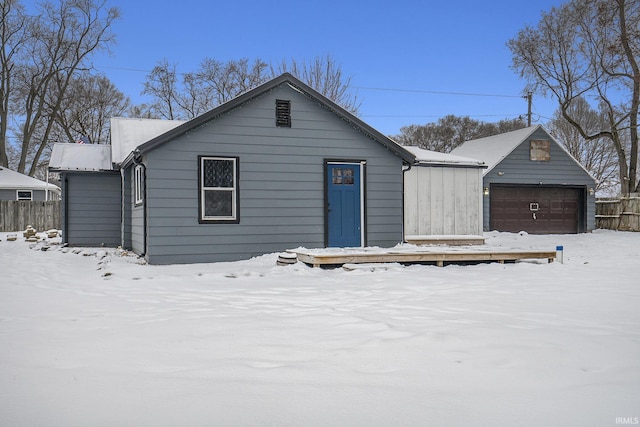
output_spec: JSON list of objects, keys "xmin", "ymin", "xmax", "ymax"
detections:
[{"xmin": 61, "ymin": 0, "xmax": 569, "ymax": 135}]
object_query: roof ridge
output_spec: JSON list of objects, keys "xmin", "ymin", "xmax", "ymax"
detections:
[{"xmin": 120, "ymin": 73, "xmax": 415, "ymax": 166}]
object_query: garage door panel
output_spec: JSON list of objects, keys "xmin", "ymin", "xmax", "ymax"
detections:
[{"xmin": 490, "ymin": 186, "xmax": 582, "ymax": 234}]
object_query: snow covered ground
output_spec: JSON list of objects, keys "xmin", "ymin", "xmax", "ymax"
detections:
[{"xmin": 1, "ymin": 230, "xmax": 639, "ymax": 426}]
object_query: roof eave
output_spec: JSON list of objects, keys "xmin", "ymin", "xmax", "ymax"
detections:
[
  {"xmin": 416, "ymin": 160, "xmax": 487, "ymax": 168},
  {"xmin": 283, "ymin": 78, "xmax": 416, "ymax": 163}
]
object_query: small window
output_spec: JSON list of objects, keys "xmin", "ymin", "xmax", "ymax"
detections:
[
  {"xmin": 134, "ymin": 165, "xmax": 144, "ymax": 206},
  {"xmin": 199, "ymin": 156, "xmax": 239, "ymax": 223},
  {"xmin": 530, "ymin": 140, "xmax": 551, "ymax": 161},
  {"xmin": 332, "ymin": 167, "xmax": 355, "ymax": 185},
  {"xmin": 17, "ymin": 190, "xmax": 32, "ymax": 201},
  {"xmin": 275, "ymin": 99, "xmax": 291, "ymax": 127}
]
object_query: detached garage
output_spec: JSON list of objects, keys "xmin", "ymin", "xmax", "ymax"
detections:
[{"xmin": 451, "ymin": 125, "xmax": 596, "ymax": 234}]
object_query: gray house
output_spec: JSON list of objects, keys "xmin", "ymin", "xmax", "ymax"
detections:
[
  {"xmin": 51, "ymin": 73, "xmax": 416, "ymax": 264},
  {"xmin": 451, "ymin": 125, "xmax": 596, "ymax": 234},
  {"xmin": 0, "ymin": 167, "xmax": 60, "ymax": 201}
]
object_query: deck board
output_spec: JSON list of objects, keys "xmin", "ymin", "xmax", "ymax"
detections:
[
  {"xmin": 405, "ymin": 235, "xmax": 486, "ymax": 246},
  {"xmin": 287, "ymin": 247, "xmax": 556, "ymax": 268}
]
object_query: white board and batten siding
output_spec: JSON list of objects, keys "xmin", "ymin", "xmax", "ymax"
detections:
[
  {"xmin": 404, "ymin": 166, "xmax": 483, "ymax": 237},
  {"xmin": 402, "ymin": 145, "xmax": 485, "ymax": 239}
]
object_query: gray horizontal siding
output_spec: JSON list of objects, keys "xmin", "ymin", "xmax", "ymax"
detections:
[
  {"xmin": 0, "ymin": 189, "xmax": 48, "ymax": 201},
  {"xmin": 483, "ymin": 128, "xmax": 596, "ymax": 232},
  {"xmin": 63, "ymin": 172, "xmax": 121, "ymax": 246},
  {"xmin": 131, "ymin": 206, "xmax": 144, "ymax": 253},
  {"xmin": 141, "ymin": 84, "xmax": 404, "ymax": 264},
  {"xmin": 485, "ymin": 129, "xmax": 596, "ymax": 185},
  {"xmin": 121, "ymin": 169, "xmax": 131, "ymax": 249},
  {"xmin": 125, "ymin": 165, "xmax": 145, "ymax": 254},
  {"xmin": 0, "ymin": 189, "xmax": 14, "ymax": 200}
]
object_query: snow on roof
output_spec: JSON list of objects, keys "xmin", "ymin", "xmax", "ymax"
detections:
[
  {"xmin": 403, "ymin": 145, "xmax": 485, "ymax": 167},
  {"xmin": 111, "ymin": 117, "xmax": 186, "ymax": 164},
  {"xmin": 450, "ymin": 126, "xmax": 539, "ymax": 173},
  {"xmin": 49, "ymin": 143, "xmax": 112, "ymax": 171},
  {"xmin": 0, "ymin": 167, "xmax": 60, "ymax": 191}
]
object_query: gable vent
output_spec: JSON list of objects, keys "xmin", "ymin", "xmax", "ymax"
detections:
[{"xmin": 275, "ymin": 99, "xmax": 291, "ymax": 127}]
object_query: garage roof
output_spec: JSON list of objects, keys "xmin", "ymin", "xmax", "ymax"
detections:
[{"xmin": 451, "ymin": 126, "xmax": 539, "ymax": 172}]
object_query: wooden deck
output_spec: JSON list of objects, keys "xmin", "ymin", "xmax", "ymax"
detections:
[{"xmin": 286, "ymin": 247, "xmax": 557, "ymax": 268}]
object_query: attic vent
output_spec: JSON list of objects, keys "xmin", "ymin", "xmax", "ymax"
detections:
[{"xmin": 275, "ymin": 99, "xmax": 291, "ymax": 127}]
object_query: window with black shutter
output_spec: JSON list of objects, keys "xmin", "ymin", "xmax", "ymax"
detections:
[{"xmin": 275, "ymin": 99, "xmax": 291, "ymax": 127}]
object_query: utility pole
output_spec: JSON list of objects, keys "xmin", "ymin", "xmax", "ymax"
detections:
[{"xmin": 524, "ymin": 91, "xmax": 532, "ymax": 126}]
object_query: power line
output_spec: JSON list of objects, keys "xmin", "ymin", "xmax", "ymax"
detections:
[
  {"xmin": 362, "ymin": 113, "xmax": 525, "ymax": 118},
  {"xmin": 94, "ymin": 64, "xmax": 537, "ymax": 120},
  {"xmin": 96, "ymin": 65, "xmax": 151, "ymax": 73},
  {"xmin": 96, "ymin": 65, "xmax": 525, "ymax": 99},
  {"xmin": 351, "ymin": 86, "xmax": 523, "ymax": 98}
]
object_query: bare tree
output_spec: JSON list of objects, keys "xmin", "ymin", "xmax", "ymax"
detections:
[
  {"xmin": 2, "ymin": 0, "xmax": 120, "ymax": 175},
  {"xmin": 192, "ymin": 58, "xmax": 270, "ymax": 112},
  {"xmin": 142, "ymin": 58, "xmax": 180, "ymax": 120},
  {"xmin": 51, "ymin": 73, "xmax": 130, "ymax": 145},
  {"xmin": 142, "ymin": 58, "xmax": 270, "ymax": 120},
  {"xmin": 0, "ymin": 0, "xmax": 28, "ymax": 168},
  {"xmin": 272, "ymin": 54, "xmax": 361, "ymax": 114},
  {"xmin": 127, "ymin": 103, "xmax": 157, "ymax": 119},
  {"xmin": 393, "ymin": 115, "xmax": 526, "ymax": 153},
  {"xmin": 547, "ymin": 97, "xmax": 619, "ymax": 194},
  {"xmin": 508, "ymin": 0, "xmax": 640, "ymax": 195},
  {"xmin": 140, "ymin": 55, "xmax": 361, "ymax": 120}
]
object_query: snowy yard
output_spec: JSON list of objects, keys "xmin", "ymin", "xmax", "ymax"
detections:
[{"xmin": 1, "ymin": 230, "xmax": 639, "ymax": 426}]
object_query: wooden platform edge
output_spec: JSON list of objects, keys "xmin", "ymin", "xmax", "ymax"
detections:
[
  {"xmin": 287, "ymin": 249, "xmax": 556, "ymax": 268},
  {"xmin": 405, "ymin": 235, "xmax": 486, "ymax": 246}
]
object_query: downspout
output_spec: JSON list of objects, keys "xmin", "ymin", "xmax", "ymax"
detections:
[
  {"xmin": 63, "ymin": 175, "xmax": 68, "ymax": 244},
  {"xmin": 120, "ymin": 167, "xmax": 125, "ymax": 248},
  {"xmin": 401, "ymin": 162, "xmax": 413, "ymax": 243},
  {"xmin": 132, "ymin": 150, "xmax": 147, "ymax": 258}
]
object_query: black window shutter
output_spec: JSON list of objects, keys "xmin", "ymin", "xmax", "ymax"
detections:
[{"xmin": 276, "ymin": 99, "xmax": 291, "ymax": 127}]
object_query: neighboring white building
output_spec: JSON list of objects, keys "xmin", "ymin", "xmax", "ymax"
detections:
[{"xmin": 0, "ymin": 167, "xmax": 60, "ymax": 201}]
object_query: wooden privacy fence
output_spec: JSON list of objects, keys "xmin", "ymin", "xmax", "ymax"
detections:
[
  {"xmin": 596, "ymin": 194, "xmax": 640, "ymax": 231},
  {"xmin": 0, "ymin": 201, "xmax": 61, "ymax": 232}
]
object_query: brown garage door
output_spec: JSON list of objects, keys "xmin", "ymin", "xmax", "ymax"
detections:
[{"xmin": 490, "ymin": 186, "xmax": 584, "ymax": 234}]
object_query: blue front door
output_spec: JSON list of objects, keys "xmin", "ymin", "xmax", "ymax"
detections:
[{"xmin": 327, "ymin": 163, "xmax": 362, "ymax": 247}]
